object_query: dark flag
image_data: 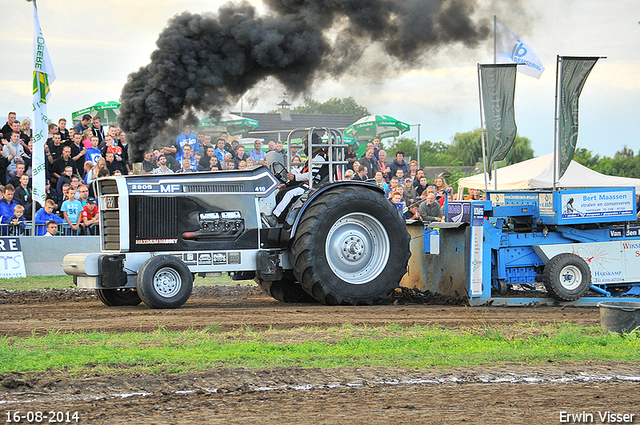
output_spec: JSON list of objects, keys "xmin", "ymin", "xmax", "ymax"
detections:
[
  {"xmin": 557, "ymin": 56, "xmax": 599, "ymax": 178},
  {"xmin": 479, "ymin": 63, "xmax": 518, "ymax": 172}
]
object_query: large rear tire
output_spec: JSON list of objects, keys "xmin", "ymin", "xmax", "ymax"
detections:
[
  {"xmin": 255, "ymin": 272, "xmax": 318, "ymax": 303},
  {"xmin": 543, "ymin": 253, "xmax": 591, "ymax": 301},
  {"xmin": 95, "ymin": 288, "xmax": 142, "ymax": 306},
  {"xmin": 136, "ymin": 255, "xmax": 193, "ymax": 309},
  {"xmin": 290, "ymin": 186, "xmax": 410, "ymax": 305}
]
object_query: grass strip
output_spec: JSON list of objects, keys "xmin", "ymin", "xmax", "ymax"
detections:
[
  {"xmin": 0, "ymin": 275, "xmax": 252, "ymax": 290},
  {"xmin": 1, "ymin": 323, "xmax": 638, "ymax": 374}
]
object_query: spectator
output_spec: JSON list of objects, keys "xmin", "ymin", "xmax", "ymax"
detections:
[
  {"xmin": 73, "ymin": 114, "xmax": 92, "ymax": 135},
  {"xmin": 81, "ymin": 129, "xmax": 93, "ymax": 149},
  {"xmin": 61, "ymin": 187, "xmax": 82, "ymax": 235},
  {"xmin": 245, "ymin": 157, "xmax": 255, "ymax": 168},
  {"xmin": 141, "ymin": 152, "xmax": 155, "ymax": 174},
  {"xmin": 51, "ymin": 145, "xmax": 78, "ymax": 185},
  {"xmin": 91, "ymin": 116, "xmax": 105, "ymax": 148},
  {"xmin": 234, "ymin": 145, "xmax": 249, "ymax": 167},
  {"xmin": 353, "ymin": 165, "xmax": 368, "ymax": 181},
  {"xmin": 105, "ymin": 151, "xmax": 124, "ymax": 175},
  {"xmin": 0, "ymin": 184, "xmax": 18, "ymax": 229},
  {"xmin": 343, "ymin": 169, "xmax": 354, "ymax": 180},
  {"xmin": 291, "ymin": 155, "xmax": 302, "ymax": 174},
  {"xmin": 223, "ymin": 152, "xmax": 233, "ymax": 170},
  {"xmin": 373, "ymin": 171, "xmax": 389, "ymax": 192},
  {"xmin": 153, "ymin": 155, "xmax": 174, "ymax": 174},
  {"xmin": 267, "ymin": 141, "xmax": 276, "ymax": 152},
  {"xmin": 418, "ymin": 192, "xmax": 444, "ymax": 223},
  {"xmin": 181, "ymin": 158, "xmax": 196, "ymax": 173},
  {"xmin": 344, "ymin": 143, "xmax": 357, "ymax": 171},
  {"xmin": 86, "ymin": 158, "xmax": 107, "ymax": 188},
  {"xmin": 21, "ymin": 119, "xmax": 32, "ymax": 141},
  {"xmin": 390, "ymin": 191, "xmax": 406, "ymax": 215},
  {"xmin": 237, "ymin": 160, "xmax": 247, "ymax": 170},
  {"xmin": 404, "ymin": 202, "xmax": 421, "ymax": 221},
  {"xmin": 375, "ymin": 150, "xmax": 390, "ymax": 181},
  {"xmin": 413, "ymin": 169, "xmax": 425, "ymax": 189},
  {"xmin": 1, "ymin": 112, "xmax": 17, "ymax": 139},
  {"xmin": 371, "ymin": 136, "xmax": 381, "ymax": 161},
  {"xmin": 77, "ymin": 184, "xmax": 90, "ymax": 206},
  {"xmin": 8, "ymin": 162, "xmax": 27, "ymax": 188},
  {"xmin": 359, "ymin": 148, "xmax": 377, "ymax": 179},
  {"xmin": 214, "ymin": 138, "xmax": 230, "ymax": 165},
  {"xmin": 7, "ymin": 204, "xmax": 27, "ymax": 236},
  {"xmin": 58, "ymin": 118, "xmax": 70, "ymax": 141},
  {"xmin": 69, "ymin": 133, "xmax": 87, "ymax": 176},
  {"xmin": 389, "ymin": 150, "xmax": 409, "ymax": 178},
  {"xmin": 386, "ymin": 176, "xmax": 399, "ymax": 197},
  {"xmin": 4, "ymin": 132, "xmax": 26, "ymax": 183},
  {"xmin": 403, "ymin": 178, "xmax": 417, "ymax": 205},
  {"xmin": 248, "ymin": 140, "xmax": 266, "ymax": 164},
  {"xmin": 207, "ymin": 155, "xmax": 220, "ymax": 171},
  {"xmin": 177, "ymin": 144, "xmax": 199, "ymax": 170},
  {"xmin": 43, "ymin": 220, "xmax": 58, "ymax": 236},
  {"xmin": 199, "ymin": 146, "xmax": 215, "ymax": 169},
  {"xmin": 415, "ymin": 176, "xmax": 429, "ymax": 198},
  {"xmin": 275, "ymin": 141, "xmax": 286, "ymax": 155},
  {"xmin": 175, "ymin": 123, "xmax": 199, "ymax": 156},
  {"xmin": 434, "ymin": 176, "xmax": 447, "ymax": 200},
  {"xmin": 14, "ymin": 174, "xmax": 32, "ymax": 218},
  {"xmin": 84, "ymin": 136, "xmax": 102, "ymax": 166},
  {"xmin": 439, "ymin": 186, "xmax": 454, "ymax": 207},
  {"xmin": 81, "ymin": 197, "xmax": 99, "ymax": 235}
]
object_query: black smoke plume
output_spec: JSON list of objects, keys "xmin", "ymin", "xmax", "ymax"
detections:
[{"xmin": 119, "ymin": 0, "xmax": 491, "ymax": 161}]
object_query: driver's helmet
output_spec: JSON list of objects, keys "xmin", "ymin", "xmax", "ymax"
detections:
[{"xmin": 301, "ymin": 132, "xmax": 325, "ymax": 156}]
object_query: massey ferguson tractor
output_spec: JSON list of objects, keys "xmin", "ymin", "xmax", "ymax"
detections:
[{"xmin": 62, "ymin": 128, "xmax": 411, "ymax": 309}]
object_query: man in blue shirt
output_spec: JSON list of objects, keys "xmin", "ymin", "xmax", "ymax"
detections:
[{"xmin": 175, "ymin": 124, "xmax": 199, "ymax": 156}]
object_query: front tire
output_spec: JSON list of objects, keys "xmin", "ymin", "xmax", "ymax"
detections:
[
  {"xmin": 543, "ymin": 253, "xmax": 591, "ymax": 301},
  {"xmin": 291, "ymin": 186, "xmax": 410, "ymax": 305},
  {"xmin": 95, "ymin": 288, "xmax": 142, "ymax": 306},
  {"xmin": 136, "ymin": 255, "xmax": 193, "ymax": 309}
]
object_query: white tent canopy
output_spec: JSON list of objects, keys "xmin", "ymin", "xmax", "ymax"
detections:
[{"xmin": 458, "ymin": 153, "xmax": 640, "ymax": 197}]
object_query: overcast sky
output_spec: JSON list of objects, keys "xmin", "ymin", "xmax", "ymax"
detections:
[{"xmin": 1, "ymin": 0, "xmax": 639, "ymax": 158}]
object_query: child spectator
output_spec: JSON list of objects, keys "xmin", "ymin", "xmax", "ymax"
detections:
[
  {"xmin": 84, "ymin": 136, "xmax": 102, "ymax": 165},
  {"xmin": 34, "ymin": 199, "xmax": 64, "ymax": 236},
  {"xmin": 81, "ymin": 197, "xmax": 100, "ymax": 235},
  {"xmin": 8, "ymin": 204, "xmax": 27, "ymax": 236},
  {"xmin": 61, "ymin": 187, "xmax": 83, "ymax": 235},
  {"xmin": 44, "ymin": 220, "xmax": 58, "ymax": 236}
]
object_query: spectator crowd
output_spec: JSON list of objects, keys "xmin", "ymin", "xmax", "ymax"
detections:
[{"xmin": 1, "ymin": 111, "xmax": 484, "ymax": 235}]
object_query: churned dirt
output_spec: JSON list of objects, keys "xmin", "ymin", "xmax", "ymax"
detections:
[{"xmin": 1, "ymin": 285, "xmax": 638, "ymax": 424}]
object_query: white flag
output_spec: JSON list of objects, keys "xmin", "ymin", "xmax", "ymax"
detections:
[
  {"xmin": 495, "ymin": 17, "xmax": 544, "ymax": 79},
  {"xmin": 32, "ymin": 0, "xmax": 56, "ymax": 210}
]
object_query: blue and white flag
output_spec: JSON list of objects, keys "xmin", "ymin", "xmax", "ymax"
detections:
[
  {"xmin": 32, "ymin": 0, "xmax": 56, "ymax": 209},
  {"xmin": 495, "ymin": 17, "xmax": 544, "ymax": 79}
]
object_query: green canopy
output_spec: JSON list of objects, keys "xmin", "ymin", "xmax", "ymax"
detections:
[
  {"xmin": 72, "ymin": 101, "xmax": 120, "ymax": 126},
  {"xmin": 199, "ymin": 113, "xmax": 259, "ymax": 136},
  {"xmin": 344, "ymin": 114, "xmax": 410, "ymax": 142}
]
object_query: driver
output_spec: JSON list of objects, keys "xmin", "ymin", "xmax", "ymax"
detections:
[{"xmin": 265, "ymin": 133, "xmax": 329, "ymax": 226}]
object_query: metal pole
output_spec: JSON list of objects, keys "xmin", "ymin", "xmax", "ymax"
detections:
[
  {"xmin": 410, "ymin": 124, "xmax": 421, "ymax": 168},
  {"xmin": 477, "ymin": 64, "xmax": 489, "ymax": 193},
  {"xmin": 553, "ymin": 55, "xmax": 561, "ymax": 190}
]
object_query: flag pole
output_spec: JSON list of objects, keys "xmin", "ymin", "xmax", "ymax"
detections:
[
  {"xmin": 477, "ymin": 64, "xmax": 489, "ymax": 193},
  {"xmin": 553, "ymin": 55, "xmax": 561, "ymax": 191},
  {"xmin": 492, "ymin": 15, "xmax": 498, "ymax": 191}
]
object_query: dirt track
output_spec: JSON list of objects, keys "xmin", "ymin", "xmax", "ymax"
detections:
[{"xmin": 1, "ymin": 285, "xmax": 638, "ymax": 424}]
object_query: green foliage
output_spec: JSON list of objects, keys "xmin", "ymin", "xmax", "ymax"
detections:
[
  {"xmin": 1, "ymin": 323, "xmax": 638, "ymax": 374},
  {"xmin": 574, "ymin": 145, "xmax": 640, "ymax": 178},
  {"xmin": 291, "ymin": 96, "xmax": 370, "ymax": 119}
]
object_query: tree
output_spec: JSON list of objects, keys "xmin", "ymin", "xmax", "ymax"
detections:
[{"xmin": 291, "ymin": 97, "xmax": 370, "ymax": 119}]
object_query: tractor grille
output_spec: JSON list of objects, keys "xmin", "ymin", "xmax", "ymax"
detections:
[
  {"xmin": 99, "ymin": 180, "xmax": 121, "ymax": 251},
  {"xmin": 134, "ymin": 197, "xmax": 178, "ymax": 239},
  {"xmin": 182, "ymin": 183, "xmax": 244, "ymax": 193}
]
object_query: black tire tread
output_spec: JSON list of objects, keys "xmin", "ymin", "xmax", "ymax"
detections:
[
  {"xmin": 290, "ymin": 186, "xmax": 410, "ymax": 305},
  {"xmin": 542, "ymin": 253, "xmax": 591, "ymax": 301},
  {"xmin": 95, "ymin": 288, "xmax": 142, "ymax": 306}
]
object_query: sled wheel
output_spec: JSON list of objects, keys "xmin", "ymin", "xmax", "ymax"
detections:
[
  {"xmin": 497, "ymin": 279, "xmax": 508, "ymax": 296},
  {"xmin": 255, "ymin": 272, "xmax": 318, "ymax": 303},
  {"xmin": 136, "ymin": 255, "xmax": 193, "ymax": 309},
  {"xmin": 291, "ymin": 186, "xmax": 411, "ymax": 305},
  {"xmin": 542, "ymin": 253, "xmax": 591, "ymax": 301},
  {"xmin": 95, "ymin": 288, "xmax": 142, "ymax": 306}
]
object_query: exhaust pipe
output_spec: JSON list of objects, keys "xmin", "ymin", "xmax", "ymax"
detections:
[{"xmin": 133, "ymin": 162, "xmax": 143, "ymax": 175}]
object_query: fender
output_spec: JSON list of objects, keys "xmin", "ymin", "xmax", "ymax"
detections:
[{"xmin": 287, "ymin": 181, "xmax": 385, "ymax": 239}]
